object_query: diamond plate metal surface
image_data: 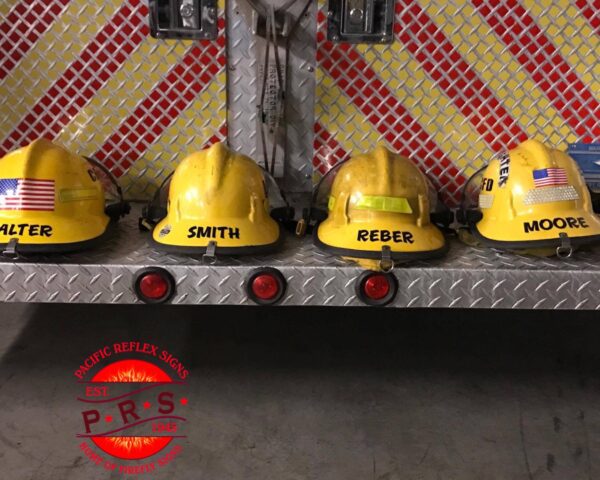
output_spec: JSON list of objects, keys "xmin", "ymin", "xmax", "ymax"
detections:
[
  {"xmin": 226, "ymin": 0, "xmax": 316, "ymax": 192},
  {"xmin": 1, "ymin": 205, "xmax": 600, "ymax": 308},
  {"xmin": 0, "ymin": 0, "xmax": 227, "ymax": 200},
  {"xmin": 314, "ymin": 0, "xmax": 600, "ymax": 206}
]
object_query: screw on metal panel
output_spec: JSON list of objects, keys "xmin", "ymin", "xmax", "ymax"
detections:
[
  {"xmin": 307, "ymin": 65, "xmax": 314, "ymax": 72},
  {"xmin": 327, "ymin": 10, "xmax": 334, "ymax": 17},
  {"xmin": 206, "ymin": 7, "xmax": 217, "ymax": 24},
  {"xmin": 349, "ymin": 8, "xmax": 363, "ymax": 23},
  {"xmin": 180, "ymin": 3, "xmax": 195, "ymax": 18}
]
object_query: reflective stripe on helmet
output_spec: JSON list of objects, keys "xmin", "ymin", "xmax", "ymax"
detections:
[
  {"xmin": 523, "ymin": 186, "xmax": 579, "ymax": 205},
  {"xmin": 353, "ymin": 195, "xmax": 413, "ymax": 214},
  {"xmin": 59, "ymin": 188, "xmax": 99, "ymax": 202}
]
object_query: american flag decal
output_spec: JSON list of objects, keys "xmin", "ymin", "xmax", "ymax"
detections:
[
  {"xmin": 0, "ymin": 179, "xmax": 55, "ymax": 211},
  {"xmin": 532, "ymin": 168, "xmax": 568, "ymax": 188}
]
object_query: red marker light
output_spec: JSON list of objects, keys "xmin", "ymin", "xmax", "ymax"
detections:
[
  {"xmin": 363, "ymin": 274, "xmax": 391, "ymax": 300},
  {"xmin": 251, "ymin": 274, "xmax": 280, "ymax": 300},
  {"xmin": 356, "ymin": 271, "xmax": 398, "ymax": 306},
  {"xmin": 133, "ymin": 268, "xmax": 175, "ymax": 304},
  {"xmin": 139, "ymin": 273, "xmax": 169, "ymax": 300},
  {"xmin": 246, "ymin": 268, "xmax": 287, "ymax": 305}
]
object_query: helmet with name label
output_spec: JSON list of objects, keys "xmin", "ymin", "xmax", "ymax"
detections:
[
  {"xmin": 311, "ymin": 146, "xmax": 449, "ymax": 268},
  {"xmin": 141, "ymin": 142, "xmax": 287, "ymax": 255},
  {"xmin": 0, "ymin": 139, "xmax": 128, "ymax": 254},
  {"xmin": 459, "ymin": 139, "xmax": 600, "ymax": 256}
]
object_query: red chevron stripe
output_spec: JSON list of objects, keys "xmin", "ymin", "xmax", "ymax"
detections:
[
  {"xmin": 317, "ymin": 28, "xmax": 465, "ymax": 201},
  {"xmin": 94, "ymin": 27, "xmax": 226, "ymax": 176},
  {"xmin": 0, "ymin": 0, "xmax": 71, "ymax": 80},
  {"xmin": 313, "ymin": 123, "xmax": 349, "ymax": 175},
  {"xmin": 473, "ymin": 0, "xmax": 600, "ymax": 141},
  {"xmin": 395, "ymin": 0, "xmax": 528, "ymax": 151},
  {"xmin": 205, "ymin": 124, "xmax": 229, "ymax": 148},
  {"xmin": 575, "ymin": 0, "xmax": 600, "ymax": 35},
  {"xmin": 0, "ymin": 0, "xmax": 149, "ymax": 156}
]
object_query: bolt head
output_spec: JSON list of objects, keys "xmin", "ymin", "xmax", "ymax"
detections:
[{"xmin": 180, "ymin": 4, "xmax": 195, "ymax": 18}]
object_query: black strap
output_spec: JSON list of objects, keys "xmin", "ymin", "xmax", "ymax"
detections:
[
  {"xmin": 455, "ymin": 208, "xmax": 482, "ymax": 226},
  {"xmin": 590, "ymin": 188, "xmax": 600, "ymax": 214},
  {"xmin": 139, "ymin": 172, "xmax": 174, "ymax": 231}
]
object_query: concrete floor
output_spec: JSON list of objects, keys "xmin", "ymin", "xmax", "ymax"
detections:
[{"xmin": 0, "ymin": 305, "xmax": 599, "ymax": 479}]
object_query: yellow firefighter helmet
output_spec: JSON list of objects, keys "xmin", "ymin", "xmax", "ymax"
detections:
[
  {"xmin": 312, "ymin": 146, "xmax": 448, "ymax": 265},
  {"xmin": 460, "ymin": 139, "xmax": 600, "ymax": 257},
  {"xmin": 0, "ymin": 139, "xmax": 128, "ymax": 254},
  {"xmin": 145, "ymin": 142, "xmax": 285, "ymax": 254}
]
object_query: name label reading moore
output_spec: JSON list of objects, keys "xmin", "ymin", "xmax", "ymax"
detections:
[{"xmin": 523, "ymin": 216, "xmax": 588, "ymax": 233}]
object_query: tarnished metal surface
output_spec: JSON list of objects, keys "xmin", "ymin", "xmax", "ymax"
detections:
[{"xmin": 0, "ymin": 205, "xmax": 599, "ymax": 308}]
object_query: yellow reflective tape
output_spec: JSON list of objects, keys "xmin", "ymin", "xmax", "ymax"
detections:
[
  {"xmin": 355, "ymin": 196, "xmax": 413, "ymax": 214},
  {"xmin": 60, "ymin": 188, "xmax": 99, "ymax": 202}
]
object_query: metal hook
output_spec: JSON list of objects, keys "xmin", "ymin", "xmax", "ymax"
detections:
[
  {"xmin": 2, "ymin": 238, "xmax": 20, "ymax": 259},
  {"xmin": 556, "ymin": 232, "xmax": 573, "ymax": 259},
  {"xmin": 378, "ymin": 245, "xmax": 394, "ymax": 272},
  {"xmin": 202, "ymin": 241, "xmax": 218, "ymax": 265}
]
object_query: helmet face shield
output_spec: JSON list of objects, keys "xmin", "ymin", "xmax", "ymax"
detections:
[
  {"xmin": 314, "ymin": 159, "xmax": 446, "ymax": 224},
  {"xmin": 312, "ymin": 146, "xmax": 448, "ymax": 262},
  {"xmin": 461, "ymin": 167, "xmax": 486, "ymax": 212},
  {"xmin": 0, "ymin": 139, "xmax": 123, "ymax": 254},
  {"xmin": 461, "ymin": 140, "xmax": 600, "ymax": 254},
  {"xmin": 147, "ymin": 143, "xmax": 285, "ymax": 255},
  {"xmin": 85, "ymin": 157, "xmax": 129, "ymax": 220}
]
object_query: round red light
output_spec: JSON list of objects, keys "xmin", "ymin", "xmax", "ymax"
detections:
[
  {"xmin": 139, "ymin": 273, "xmax": 169, "ymax": 300},
  {"xmin": 363, "ymin": 274, "xmax": 391, "ymax": 300},
  {"xmin": 251, "ymin": 274, "xmax": 280, "ymax": 300}
]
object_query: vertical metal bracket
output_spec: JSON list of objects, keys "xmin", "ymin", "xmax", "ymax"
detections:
[
  {"xmin": 245, "ymin": 2, "xmax": 300, "ymax": 180},
  {"xmin": 149, "ymin": 0, "xmax": 218, "ymax": 40},
  {"xmin": 327, "ymin": 0, "xmax": 395, "ymax": 44}
]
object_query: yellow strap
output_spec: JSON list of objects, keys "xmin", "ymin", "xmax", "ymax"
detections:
[{"xmin": 354, "ymin": 195, "xmax": 413, "ymax": 214}]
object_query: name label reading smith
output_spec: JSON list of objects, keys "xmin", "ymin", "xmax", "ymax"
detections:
[
  {"xmin": 0, "ymin": 223, "xmax": 52, "ymax": 237},
  {"xmin": 357, "ymin": 229, "xmax": 414, "ymax": 244},
  {"xmin": 188, "ymin": 226, "xmax": 241, "ymax": 239},
  {"xmin": 523, "ymin": 216, "xmax": 588, "ymax": 233}
]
